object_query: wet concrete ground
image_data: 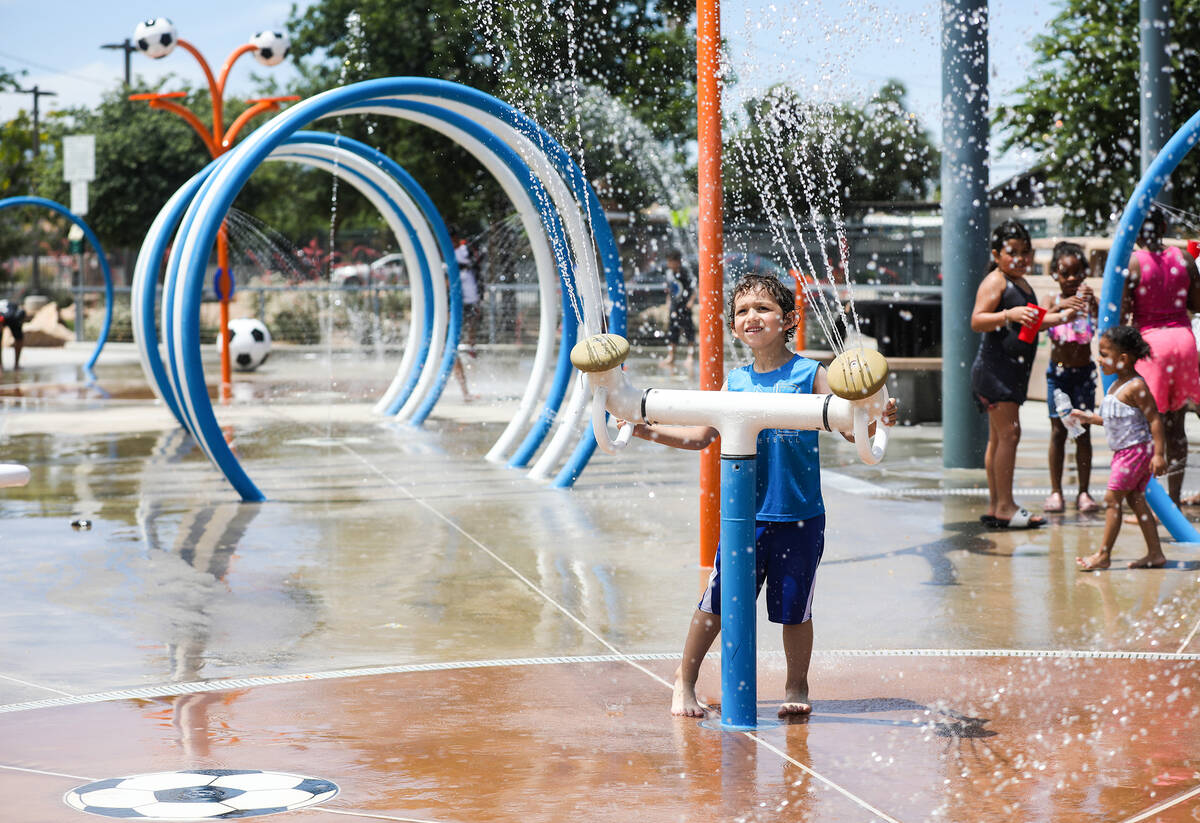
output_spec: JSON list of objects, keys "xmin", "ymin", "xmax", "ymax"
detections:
[{"xmin": 1, "ymin": 342, "xmax": 1199, "ymax": 821}]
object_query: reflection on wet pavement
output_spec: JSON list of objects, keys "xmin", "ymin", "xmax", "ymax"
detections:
[{"xmin": 1, "ymin": 344, "xmax": 1199, "ymax": 820}]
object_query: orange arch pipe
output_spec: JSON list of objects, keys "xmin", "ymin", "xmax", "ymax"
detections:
[
  {"xmin": 215, "ymin": 43, "xmax": 259, "ymax": 139},
  {"xmin": 697, "ymin": 0, "xmax": 724, "ymax": 568},
  {"xmin": 222, "ymin": 96, "xmax": 301, "ymax": 148},
  {"xmin": 223, "ymin": 100, "xmax": 280, "ymax": 149},
  {"xmin": 147, "ymin": 99, "xmax": 219, "ymax": 156},
  {"xmin": 175, "ymin": 40, "xmax": 222, "ymax": 145}
]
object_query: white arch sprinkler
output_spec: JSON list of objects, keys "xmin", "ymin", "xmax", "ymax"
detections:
[
  {"xmin": 138, "ymin": 78, "xmax": 627, "ymax": 501},
  {"xmin": 572, "ymin": 334, "xmax": 892, "ymax": 730},
  {"xmin": 1098, "ymin": 107, "xmax": 1200, "ymax": 544}
]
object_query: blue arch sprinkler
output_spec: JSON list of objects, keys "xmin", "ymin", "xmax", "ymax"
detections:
[
  {"xmin": 0, "ymin": 196, "xmax": 113, "ymax": 382},
  {"xmin": 573, "ymin": 333, "xmax": 893, "ymax": 731},
  {"xmin": 143, "ymin": 78, "xmax": 625, "ymax": 501},
  {"xmin": 1098, "ymin": 108, "xmax": 1200, "ymax": 544}
]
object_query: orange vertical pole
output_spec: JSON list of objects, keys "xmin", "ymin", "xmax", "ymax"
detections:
[
  {"xmin": 697, "ymin": 0, "xmax": 724, "ymax": 568},
  {"xmin": 790, "ymin": 270, "xmax": 807, "ymax": 350},
  {"xmin": 217, "ymin": 224, "xmax": 233, "ymax": 403}
]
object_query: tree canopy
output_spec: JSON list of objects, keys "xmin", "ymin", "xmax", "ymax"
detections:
[
  {"xmin": 284, "ymin": 0, "xmax": 697, "ymax": 226},
  {"xmin": 995, "ymin": 0, "xmax": 1200, "ymax": 232},
  {"xmin": 724, "ymin": 80, "xmax": 939, "ymax": 218}
]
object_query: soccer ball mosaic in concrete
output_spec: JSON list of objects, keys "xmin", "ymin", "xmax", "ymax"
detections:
[{"xmin": 64, "ymin": 770, "xmax": 338, "ymax": 819}]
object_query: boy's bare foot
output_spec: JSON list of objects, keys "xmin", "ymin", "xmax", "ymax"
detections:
[
  {"xmin": 1076, "ymin": 551, "xmax": 1111, "ymax": 572},
  {"xmin": 778, "ymin": 689, "xmax": 812, "ymax": 717},
  {"xmin": 671, "ymin": 675, "xmax": 709, "ymax": 718},
  {"xmin": 1128, "ymin": 553, "xmax": 1167, "ymax": 569}
]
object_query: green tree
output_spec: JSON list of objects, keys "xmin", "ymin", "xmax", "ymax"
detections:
[
  {"xmin": 995, "ymin": 0, "xmax": 1200, "ymax": 231},
  {"xmin": 284, "ymin": 0, "xmax": 696, "ymax": 225},
  {"xmin": 724, "ymin": 81, "xmax": 939, "ymax": 217},
  {"xmin": 33, "ymin": 84, "xmax": 212, "ymax": 248}
]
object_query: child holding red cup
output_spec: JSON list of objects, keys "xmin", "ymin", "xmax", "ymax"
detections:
[{"xmin": 970, "ymin": 220, "xmax": 1087, "ymax": 529}]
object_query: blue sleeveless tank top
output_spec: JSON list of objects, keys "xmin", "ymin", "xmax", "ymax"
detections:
[{"xmin": 726, "ymin": 354, "xmax": 824, "ymax": 522}]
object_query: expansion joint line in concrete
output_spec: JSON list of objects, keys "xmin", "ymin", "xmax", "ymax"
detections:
[
  {"xmin": 0, "ymin": 671, "xmax": 75, "ymax": 697},
  {"xmin": 329, "ymin": 434, "xmax": 915, "ymax": 823}
]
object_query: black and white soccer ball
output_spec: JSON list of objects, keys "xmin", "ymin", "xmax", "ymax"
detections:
[
  {"xmin": 64, "ymin": 770, "xmax": 338, "ymax": 819},
  {"xmin": 251, "ymin": 30, "xmax": 290, "ymax": 66},
  {"xmin": 220, "ymin": 317, "xmax": 272, "ymax": 371},
  {"xmin": 134, "ymin": 18, "xmax": 178, "ymax": 59}
]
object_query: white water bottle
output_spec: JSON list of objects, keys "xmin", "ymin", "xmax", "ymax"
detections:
[{"xmin": 1054, "ymin": 389, "xmax": 1084, "ymax": 439}]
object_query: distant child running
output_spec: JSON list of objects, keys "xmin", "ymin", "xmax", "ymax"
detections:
[
  {"xmin": 1071, "ymin": 326, "xmax": 1168, "ymax": 571},
  {"xmin": 1044, "ymin": 242, "xmax": 1100, "ymax": 514},
  {"xmin": 970, "ymin": 220, "xmax": 1086, "ymax": 529},
  {"xmin": 627, "ymin": 274, "xmax": 898, "ymax": 718}
]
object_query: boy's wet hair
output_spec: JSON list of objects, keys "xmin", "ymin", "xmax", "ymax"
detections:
[
  {"xmin": 1051, "ymin": 241, "xmax": 1086, "ymax": 278},
  {"xmin": 990, "ymin": 219, "xmax": 1031, "ymax": 255},
  {"xmin": 1101, "ymin": 324, "xmax": 1153, "ymax": 362},
  {"xmin": 727, "ymin": 274, "xmax": 797, "ymax": 342},
  {"xmin": 666, "ymin": 247, "xmax": 683, "ymax": 263}
]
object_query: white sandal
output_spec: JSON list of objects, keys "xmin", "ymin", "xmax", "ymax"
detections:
[{"xmin": 990, "ymin": 507, "xmax": 1046, "ymax": 530}]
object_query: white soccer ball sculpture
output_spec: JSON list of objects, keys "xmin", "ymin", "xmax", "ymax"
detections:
[
  {"xmin": 65, "ymin": 770, "xmax": 338, "ymax": 819},
  {"xmin": 133, "ymin": 18, "xmax": 178, "ymax": 59},
  {"xmin": 251, "ymin": 30, "xmax": 290, "ymax": 66},
  {"xmin": 219, "ymin": 317, "xmax": 272, "ymax": 372}
]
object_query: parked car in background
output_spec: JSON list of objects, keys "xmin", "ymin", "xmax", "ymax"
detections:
[{"xmin": 331, "ymin": 252, "xmax": 408, "ymax": 287}]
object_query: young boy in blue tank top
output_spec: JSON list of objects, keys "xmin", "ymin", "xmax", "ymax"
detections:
[{"xmin": 629, "ymin": 274, "xmax": 898, "ymax": 719}]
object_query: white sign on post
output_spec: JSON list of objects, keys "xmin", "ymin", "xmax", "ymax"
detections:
[
  {"xmin": 63, "ymin": 135, "xmax": 96, "ymax": 216},
  {"xmin": 62, "ymin": 135, "xmax": 96, "ymax": 182},
  {"xmin": 70, "ymin": 181, "xmax": 89, "ymax": 216}
]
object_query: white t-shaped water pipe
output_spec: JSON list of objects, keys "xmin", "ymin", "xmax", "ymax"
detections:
[{"xmin": 571, "ymin": 333, "xmax": 891, "ymax": 463}]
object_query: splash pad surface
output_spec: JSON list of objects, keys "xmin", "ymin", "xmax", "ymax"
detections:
[{"xmin": 1, "ymin": 345, "xmax": 1199, "ymax": 821}]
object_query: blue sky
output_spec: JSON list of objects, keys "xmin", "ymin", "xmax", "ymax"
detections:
[{"xmin": 0, "ymin": 0, "xmax": 1050, "ymax": 183}]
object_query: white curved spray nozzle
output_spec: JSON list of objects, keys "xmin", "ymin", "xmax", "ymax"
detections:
[
  {"xmin": 590, "ymin": 385, "xmax": 635, "ymax": 455},
  {"xmin": 570, "ymin": 334, "xmax": 640, "ymax": 455},
  {"xmin": 850, "ymin": 385, "xmax": 890, "ymax": 465}
]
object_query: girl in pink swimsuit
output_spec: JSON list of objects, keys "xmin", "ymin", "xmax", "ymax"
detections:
[
  {"xmin": 1122, "ymin": 207, "xmax": 1200, "ymax": 504},
  {"xmin": 1071, "ymin": 326, "xmax": 1167, "ymax": 571}
]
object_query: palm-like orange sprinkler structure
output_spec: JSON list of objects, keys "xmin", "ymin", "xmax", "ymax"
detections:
[{"xmin": 130, "ymin": 19, "xmax": 297, "ymax": 402}]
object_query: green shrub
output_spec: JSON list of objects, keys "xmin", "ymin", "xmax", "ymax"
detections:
[{"xmin": 271, "ymin": 307, "xmax": 321, "ymax": 343}]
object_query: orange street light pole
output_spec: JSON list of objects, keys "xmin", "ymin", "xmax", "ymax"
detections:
[
  {"xmin": 131, "ymin": 31, "xmax": 297, "ymax": 403},
  {"xmin": 697, "ymin": 0, "xmax": 724, "ymax": 568}
]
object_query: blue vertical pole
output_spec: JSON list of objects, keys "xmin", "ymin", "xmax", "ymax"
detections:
[
  {"xmin": 940, "ymin": 0, "xmax": 989, "ymax": 469},
  {"xmin": 720, "ymin": 454, "xmax": 758, "ymax": 730}
]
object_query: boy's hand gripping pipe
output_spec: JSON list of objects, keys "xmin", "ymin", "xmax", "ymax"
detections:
[{"xmin": 570, "ymin": 333, "xmax": 891, "ymax": 464}]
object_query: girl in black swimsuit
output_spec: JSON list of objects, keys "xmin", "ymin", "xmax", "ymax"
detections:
[{"xmin": 969, "ymin": 220, "xmax": 1084, "ymax": 529}]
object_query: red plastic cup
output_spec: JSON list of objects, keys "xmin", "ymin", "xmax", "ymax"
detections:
[{"xmin": 1017, "ymin": 303, "xmax": 1047, "ymax": 343}]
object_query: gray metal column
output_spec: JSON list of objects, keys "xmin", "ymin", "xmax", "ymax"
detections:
[
  {"xmin": 1140, "ymin": 0, "xmax": 1172, "ymax": 177},
  {"xmin": 940, "ymin": 0, "xmax": 989, "ymax": 468}
]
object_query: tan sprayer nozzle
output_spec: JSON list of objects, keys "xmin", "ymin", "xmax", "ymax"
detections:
[
  {"xmin": 826, "ymin": 348, "xmax": 889, "ymax": 400},
  {"xmin": 570, "ymin": 333, "xmax": 631, "ymax": 373}
]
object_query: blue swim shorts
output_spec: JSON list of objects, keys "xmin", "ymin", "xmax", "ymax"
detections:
[
  {"xmin": 699, "ymin": 514, "xmax": 825, "ymax": 625},
  {"xmin": 1046, "ymin": 363, "xmax": 1097, "ymax": 418}
]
